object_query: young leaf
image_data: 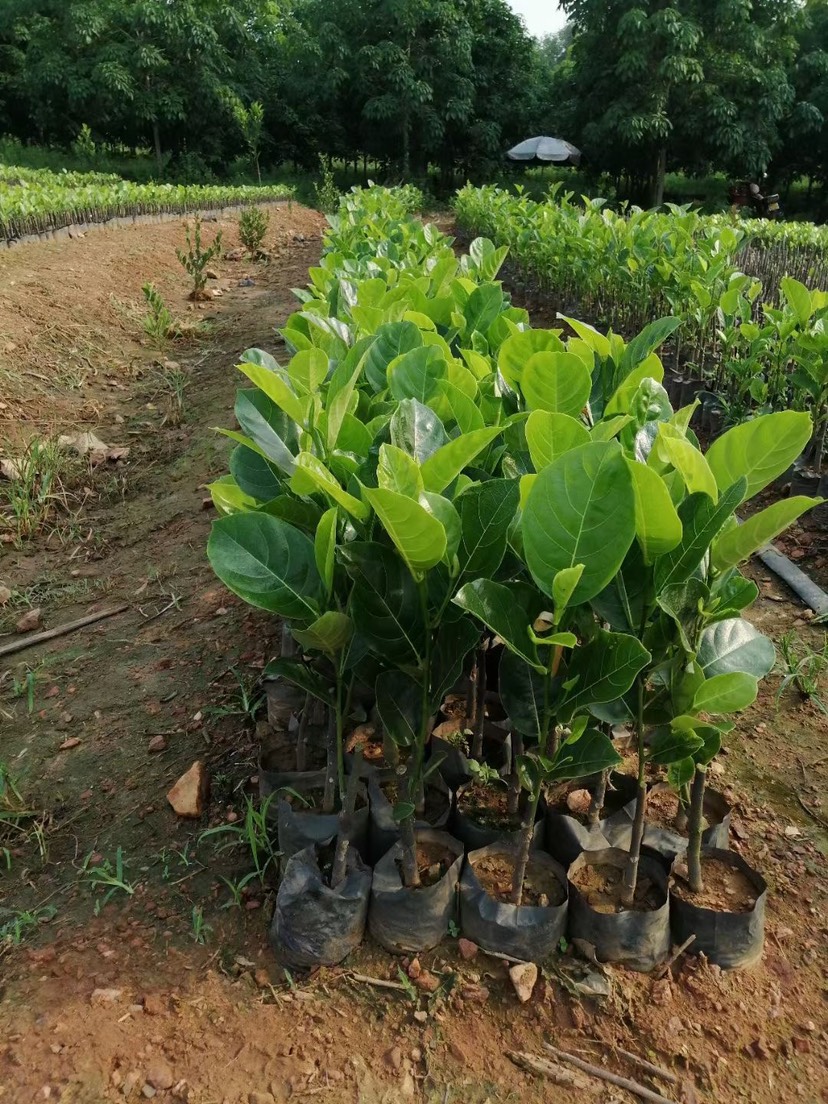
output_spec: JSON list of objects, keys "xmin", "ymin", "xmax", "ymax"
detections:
[
  {"xmin": 711, "ymin": 496, "xmax": 822, "ymax": 570},
  {"xmin": 456, "ymin": 479, "xmax": 520, "ymax": 580},
  {"xmin": 560, "ymin": 629, "xmax": 650, "ymax": 718},
  {"xmin": 238, "ymin": 360, "xmax": 308, "ymax": 426},
  {"xmin": 292, "ymin": 612, "xmax": 353, "ymax": 655},
  {"xmin": 697, "ymin": 618, "xmax": 775, "ymax": 679},
  {"xmin": 390, "ymin": 398, "xmax": 449, "ymax": 463},
  {"xmin": 290, "ymin": 453, "xmax": 370, "ymax": 521},
  {"xmin": 705, "ymin": 412, "xmax": 813, "ymax": 502},
  {"xmin": 626, "ymin": 460, "xmax": 683, "ymax": 560},
  {"xmin": 552, "ymin": 565, "xmax": 585, "ymax": 617},
  {"xmin": 525, "ymin": 411, "xmax": 589, "ymax": 470},
  {"xmin": 207, "ymin": 513, "xmax": 322, "ymax": 619},
  {"xmin": 314, "ymin": 508, "xmax": 337, "ymax": 597},
  {"xmin": 364, "ymin": 321, "xmax": 423, "ymax": 392},
  {"xmin": 339, "ymin": 542, "xmax": 426, "ymax": 666},
  {"xmin": 420, "ymin": 427, "xmax": 503, "ymax": 493},
  {"xmin": 287, "ymin": 348, "xmax": 328, "ymax": 395},
  {"xmin": 522, "ymin": 441, "xmax": 636, "ymax": 605},
  {"xmin": 498, "ymin": 329, "xmax": 563, "ymax": 388},
  {"xmin": 547, "ymin": 729, "xmax": 622, "ymax": 781},
  {"xmin": 388, "ymin": 345, "xmax": 447, "ymax": 402},
  {"xmin": 521, "ymin": 351, "xmax": 592, "ymax": 417},
  {"xmin": 454, "ymin": 579, "xmax": 543, "ymax": 669},
  {"xmin": 377, "ymin": 444, "xmax": 424, "ymax": 498},
  {"xmin": 362, "ymin": 486, "xmax": 447, "ymax": 574},
  {"xmin": 648, "ymin": 726, "xmax": 704, "ymax": 765},
  {"xmin": 692, "ymin": 672, "xmax": 759, "ymax": 714},
  {"xmin": 653, "ymin": 424, "xmax": 718, "ymax": 499},
  {"xmin": 653, "ymin": 478, "xmax": 746, "ymax": 593}
]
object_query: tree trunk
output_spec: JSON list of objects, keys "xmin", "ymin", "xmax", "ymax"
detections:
[
  {"xmin": 331, "ymin": 751, "xmax": 362, "ymax": 888},
  {"xmin": 399, "ymin": 770, "xmax": 420, "ymax": 887},
  {"xmin": 152, "ymin": 119, "xmax": 163, "ymax": 176},
  {"xmin": 510, "ymin": 788, "xmax": 541, "ymax": 906},
  {"xmin": 649, "ymin": 146, "xmax": 667, "ymax": 209},
  {"xmin": 621, "ymin": 781, "xmax": 647, "ymax": 907},
  {"xmin": 686, "ymin": 767, "xmax": 706, "ymax": 894},
  {"xmin": 587, "ymin": 769, "xmax": 608, "ymax": 828}
]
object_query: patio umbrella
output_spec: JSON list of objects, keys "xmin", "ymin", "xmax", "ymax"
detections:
[{"xmin": 506, "ymin": 136, "xmax": 582, "ymax": 166}]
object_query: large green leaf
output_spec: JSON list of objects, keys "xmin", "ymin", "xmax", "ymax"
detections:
[
  {"xmin": 208, "ymin": 476, "xmax": 257, "ymax": 516},
  {"xmin": 208, "ymin": 513, "xmax": 322, "ymax": 620},
  {"xmin": 238, "ymin": 359, "xmax": 308, "ymax": 426},
  {"xmin": 464, "ymin": 284, "xmax": 504, "ymax": 336},
  {"xmin": 263, "ymin": 657, "xmax": 332, "ymax": 704},
  {"xmin": 499, "ymin": 648, "xmax": 547, "ymax": 739},
  {"xmin": 656, "ymin": 578, "xmax": 709, "ymax": 652},
  {"xmin": 521, "ymin": 351, "xmax": 592, "ymax": 417},
  {"xmin": 388, "ymin": 345, "xmax": 447, "ymax": 402},
  {"xmin": 292, "ymin": 611, "xmax": 353, "ymax": 655},
  {"xmin": 648, "ymin": 726, "xmax": 704, "ymax": 765},
  {"xmin": 453, "ymin": 579, "xmax": 543, "ymax": 669},
  {"xmin": 234, "ymin": 387, "xmax": 298, "ymax": 476},
  {"xmin": 290, "ymin": 453, "xmax": 370, "ymax": 520},
  {"xmin": 498, "ymin": 329, "xmax": 562, "ymax": 388},
  {"xmin": 653, "ymin": 479, "xmax": 746, "ymax": 593},
  {"xmin": 419, "ymin": 491, "xmax": 461, "ymax": 563},
  {"xmin": 314, "ymin": 508, "xmax": 337, "ymax": 597},
  {"xmin": 430, "ymin": 380, "xmax": 485, "ymax": 434},
  {"xmin": 364, "ymin": 321, "xmax": 422, "ymax": 392},
  {"xmin": 287, "ymin": 348, "xmax": 328, "ymax": 395},
  {"xmin": 390, "ymin": 398, "xmax": 449, "ymax": 463},
  {"xmin": 712, "ymin": 496, "xmax": 822, "ymax": 570},
  {"xmin": 326, "ymin": 346, "xmax": 368, "ymax": 449},
  {"xmin": 362, "ymin": 486, "xmax": 446, "ymax": 574},
  {"xmin": 693, "ymin": 672, "xmax": 758, "ymax": 714},
  {"xmin": 375, "ymin": 670, "xmax": 423, "ymax": 748},
  {"xmin": 619, "ymin": 317, "xmax": 682, "ymax": 374},
  {"xmin": 377, "ymin": 444, "xmax": 424, "ymax": 498},
  {"xmin": 230, "ymin": 444, "xmax": 283, "ymax": 503},
  {"xmin": 590, "ymin": 542, "xmax": 648, "ymax": 634},
  {"xmin": 560, "ymin": 629, "xmax": 650, "ymax": 719},
  {"xmin": 653, "ymin": 424, "xmax": 718, "ymax": 499},
  {"xmin": 548, "ymin": 729, "xmax": 622, "ymax": 781},
  {"xmin": 339, "ymin": 542, "xmax": 426, "ymax": 667},
  {"xmin": 430, "ymin": 616, "xmax": 481, "ymax": 709},
  {"xmin": 697, "ymin": 618, "xmax": 775, "ymax": 679},
  {"xmin": 525, "ymin": 411, "xmax": 589, "ymax": 470},
  {"xmin": 420, "ymin": 427, "xmax": 503, "ymax": 493},
  {"xmin": 522, "ymin": 441, "xmax": 636, "ymax": 605},
  {"xmin": 706, "ymin": 412, "xmax": 813, "ymax": 502},
  {"xmin": 781, "ymin": 277, "xmax": 812, "ymax": 325},
  {"xmin": 457, "ymin": 479, "xmax": 520, "ymax": 580},
  {"xmin": 627, "ymin": 460, "xmax": 682, "ymax": 561}
]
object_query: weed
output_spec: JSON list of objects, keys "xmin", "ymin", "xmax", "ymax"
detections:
[
  {"xmin": 205, "ymin": 667, "xmax": 265, "ymax": 724},
  {"xmin": 198, "ymin": 792, "xmax": 278, "ymax": 892},
  {"xmin": 0, "ymin": 905, "xmax": 57, "ymax": 956},
  {"xmin": 81, "ymin": 847, "xmax": 136, "ymax": 913},
  {"xmin": 0, "ymin": 437, "xmax": 81, "ymax": 542},
  {"xmin": 155, "ymin": 843, "xmax": 195, "ymax": 881},
  {"xmin": 11, "ymin": 668, "xmax": 37, "ymax": 714},
  {"xmin": 776, "ymin": 630, "xmax": 828, "ymax": 715},
  {"xmin": 397, "ymin": 968, "xmax": 419, "ymax": 1003},
  {"xmin": 0, "ymin": 763, "xmax": 48, "ymax": 863},
  {"xmin": 447, "ymin": 918, "xmax": 459, "ymax": 938},
  {"xmin": 191, "ymin": 905, "xmax": 211, "ymax": 944},
  {"xmin": 313, "ymin": 156, "xmax": 340, "ymax": 215},
  {"xmin": 142, "ymin": 282, "xmax": 178, "ymax": 345},
  {"xmin": 176, "ymin": 217, "xmax": 222, "ymax": 300},
  {"xmin": 151, "ymin": 361, "xmax": 190, "ymax": 426},
  {"xmin": 238, "ymin": 206, "xmax": 269, "ymax": 255}
]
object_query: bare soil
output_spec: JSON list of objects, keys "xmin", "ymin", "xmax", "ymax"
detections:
[
  {"xmin": 671, "ymin": 857, "xmax": 759, "ymax": 913},
  {"xmin": 570, "ymin": 861, "xmax": 667, "ymax": 914},
  {"xmin": 472, "ymin": 852, "xmax": 566, "ymax": 908},
  {"xmin": 457, "ymin": 781, "xmax": 521, "ymax": 831},
  {"xmin": 0, "ymin": 212, "xmax": 826, "ymax": 1104}
]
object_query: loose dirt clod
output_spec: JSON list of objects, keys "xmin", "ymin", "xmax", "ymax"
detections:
[
  {"xmin": 509, "ymin": 962, "xmax": 537, "ymax": 1003},
  {"xmin": 166, "ymin": 760, "xmax": 209, "ymax": 817},
  {"xmin": 16, "ymin": 607, "xmax": 42, "ymax": 632}
]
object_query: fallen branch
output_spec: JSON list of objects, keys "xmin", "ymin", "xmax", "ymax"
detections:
[
  {"xmin": 655, "ymin": 934, "xmax": 696, "ymax": 979},
  {"xmin": 542, "ymin": 1044, "xmax": 679, "ymax": 1104},
  {"xmin": 795, "ymin": 791, "xmax": 828, "ymax": 830},
  {"xmin": 612, "ymin": 1047, "xmax": 681, "ymax": 1087},
  {"xmin": 0, "ymin": 604, "xmax": 129, "ymax": 659},
  {"xmin": 507, "ymin": 1051, "xmax": 599, "ymax": 1093},
  {"xmin": 347, "ymin": 972, "xmax": 408, "ymax": 992}
]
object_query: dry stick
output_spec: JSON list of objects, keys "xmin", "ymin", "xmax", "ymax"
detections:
[
  {"xmin": 331, "ymin": 750, "xmax": 362, "ymax": 888},
  {"xmin": 507, "ymin": 1052, "xmax": 600, "ymax": 1094},
  {"xmin": 654, "ymin": 934, "xmax": 697, "ymax": 980},
  {"xmin": 611, "ymin": 1048, "xmax": 681, "ymax": 1087},
  {"xmin": 348, "ymin": 972, "xmax": 408, "ymax": 992},
  {"xmin": 541, "ymin": 1044, "xmax": 680, "ymax": 1104},
  {"xmin": 0, "ymin": 604, "xmax": 129, "ymax": 659},
  {"xmin": 795, "ymin": 790, "xmax": 828, "ymax": 830}
]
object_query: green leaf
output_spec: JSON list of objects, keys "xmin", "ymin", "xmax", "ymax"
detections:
[
  {"xmin": 653, "ymin": 479, "xmax": 746, "ymax": 593},
  {"xmin": 430, "ymin": 616, "xmax": 480, "ymax": 709},
  {"xmin": 552, "ymin": 565, "xmax": 585, "ymax": 617},
  {"xmin": 499, "ymin": 648, "xmax": 547, "ymax": 739},
  {"xmin": 464, "ymin": 284, "xmax": 504, "ymax": 335},
  {"xmin": 388, "ymin": 345, "xmax": 447, "ymax": 402},
  {"xmin": 230, "ymin": 444, "xmax": 283, "ymax": 502},
  {"xmin": 375, "ymin": 670, "xmax": 423, "ymax": 748},
  {"xmin": 619, "ymin": 317, "xmax": 681, "ymax": 373},
  {"xmin": 648, "ymin": 726, "xmax": 704, "ymax": 765},
  {"xmin": 453, "ymin": 579, "xmax": 543, "ymax": 669},
  {"xmin": 430, "ymin": 380, "xmax": 485, "ymax": 434},
  {"xmin": 525, "ymin": 411, "xmax": 589, "ymax": 470},
  {"xmin": 263, "ymin": 657, "xmax": 332, "ymax": 704},
  {"xmin": 362, "ymin": 485, "xmax": 447, "ymax": 573},
  {"xmin": 697, "ymin": 618, "xmax": 775, "ymax": 679},
  {"xmin": 327, "ymin": 349, "xmax": 367, "ymax": 449},
  {"xmin": 290, "ymin": 453, "xmax": 370, "ymax": 521},
  {"xmin": 419, "ymin": 491, "xmax": 461, "ymax": 563},
  {"xmin": 521, "ymin": 352, "xmax": 592, "ymax": 417},
  {"xmin": 560, "ymin": 629, "xmax": 650, "ymax": 719},
  {"xmin": 705, "ymin": 412, "xmax": 813, "ymax": 502},
  {"xmin": 234, "ymin": 388, "xmax": 298, "ymax": 476},
  {"xmin": 377, "ymin": 444, "xmax": 424, "ymax": 498},
  {"xmin": 591, "ymin": 542, "xmax": 648, "ymax": 634},
  {"xmin": 292, "ymin": 612, "xmax": 353, "ymax": 655},
  {"xmin": 390, "ymin": 398, "xmax": 449, "ymax": 463},
  {"xmin": 420, "ymin": 427, "xmax": 502, "ymax": 493},
  {"xmin": 238, "ymin": 359, "xmax": 308, "ymax": 426},
  {"xmin": 627, "ymin": 460, "xmax": 682, "ymax": 561},
  {"xmin": 314, "ymin": 508, "xmax": 337, "ymax": 597},
  {"xmin": 668, "ymin": 757, "xmax": 695, "ymax": 788},
  {"xmin": 498, "ymin": 329, "xmax": 562, "ymax": 388},
  {"xmin": 656, "ymin": 578, "xmax": 709, "ymax": 652},
  {"xmin": 364, "ymin": 321, "xmax": 422, "ymax": 392},
  {"xmin": 781, "ymin": 276, "xmax": 812, "ymax": 325},
  {"xmin": 712, "ymin": 497, "xmax": 822, "ymax": 569},
  {"xmin": 693, "ymin": 672, "xmax": 758, "ymax": 714},
  {"xmin": 654, "ymin": 424, "xmax": 718, "ymax": 499},
  {"xmin": 207, "ymin": 513, "xmax": 322, "ymax": 619},
  {"xmin": 392, "ymin": 801, "xmax": 416, "ymax": 823},
  {"xmin": 522, "ymin": 441, "xmax": 636, "ymax": 605},
  {"xmin": 287, "ymin": 348, "xmax": 328, "ymax": 395},
  {"xmin": 208, "ymin": 476, "xmax": 257, "ymax": 516},
  {"xmin": 457, "ymin": 479, "xmax": 520, "ymax": 580},
  {"xmin": 547, "ymin": 730, "xmax": 622, "ymax": 781},
  {"xmin": 339, "ymin": 542, "xmax": 426, "ymax": 667}
]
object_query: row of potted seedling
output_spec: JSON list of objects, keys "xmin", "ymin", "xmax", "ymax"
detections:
[{"xmin": 206, "ymin": 185, "xmax": 822, "ymax": 973}]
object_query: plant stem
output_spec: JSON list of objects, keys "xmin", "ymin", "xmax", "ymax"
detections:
[
  {"xmin": 323, "ymin": 705, "xmax": 337, "ymax": 814},
  {"xmin": 331, "ymin": 750, "xmax": 362, "ymax": 889},
  {"xmin": 686, "ymin": 767, "xmax": 706, "ymax": 894},
  {"xmin": 543, "ymin": 645, "xmax": 563, "ymax": 757},
  {"xmin": 507, "ymin": 731, "xmax": 524, "ymax": 818},
  {"xmin": 400, "ymin": 578, "xmax": 433, "ymax": 888},
  {"xmin": 399, "ymin": 768, "xmax": 421, "ymax": 888},
  {"xmin": 587, "ymin": 769, "xmax": 608, "ymax": 828},
  {"xmin": 510, "ymin": 785, "xmax": 541, "ymax": 906},
  {"xmin": 296, "ymin": 691, "xmax": 312, "ymax": 772},
  {"xmin": 471, "ymin": 645, "xmax": 487, "ymax": 759},
  {"xmin": 621, "ymin": 680, "xmax": 646, "ymax": 909},
  {"xmin": 335, "ymin": 666, "xmax": 346, "ymax": 803}
]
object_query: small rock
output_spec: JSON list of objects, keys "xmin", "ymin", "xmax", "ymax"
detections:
[
  {"xmin": 253, "ymin": 969, "xmax": 271, "ymax": 989},
  {"xmin": 400, "ymin": 1072, "xmax": 416, "ymax": 1098},
  {"xmin": 509, "ymin": 962, "xmax": 538, "ymax": 1003},
  {"xmin": 413, "ymin": 1010, "xmax": 428, "ymax": 1023},
  {"xmin": 59, "ymin": 738, "xmax": 81, "ymax": 751},
  {"xmin": 205, "ymin": 269, "xmax": 219, "ymax": 280},
  {"xmin": 45, "ymin": 686, "xmax": 60, "ymax": 699},
  {"xmin": 384, "ymin": 1047, "xmax": 403, "ymax": 1071},
  {"xmin": 407, "ymin": 958, "xmax": 421, "ymax": 980},
  {"xmin": 122, "ymin": 1071, "xmax": 143, "ymax": 1097},
  {"xmin": 90, "ymin": 988, "xmax": 122, "ymax": 1005},
  {"xmin": 792, "ymin": 1037, "xmax": 811, "ymax": 1055},
  {"xmin": 459, "ymin": 984, "xmax": 489, "ymax": 1004},
  {"xmin": 457, "ymin": 938, "xmax": 478, "ymax": 961},
  {"xmin": 651, "ymin": 979, "xmax": 672, "ymax": 1006},
  {"xmin": 0, "ymin": 585, "xmax": 11, "ymax": 605},
  {"xmin": 146, "ymin": 1059, "xmax": 174, "ymax": 1091},
  {"xmin": 166, "ymin": 761, "xmax": 209, "ymax": 818},
  {"xmin": 410, "ymin": 1047, "xmax": 422, "ymax": 1062},
  {"xmin": 142, "ymin": 1087, "xmax": 156, "ymax": 1100},
  {"xmin": 566, "ymin": 788, "xmax": 592, "ymax": 815},
  {"xmin": 414, "ymin": 971, "xmax": 440, "ymax": 994},
  {"xmin": 16, "ymin": 607, "xmax": 42, "ymax": 633},
  {"xmin": 147, "ymin": 735, "xmax": 167, "ymax": 753},
  {"xmin": 784, "ymin": 825, "xmax": 802, "ymax": 839}
]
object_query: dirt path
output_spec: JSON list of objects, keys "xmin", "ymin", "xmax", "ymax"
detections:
[{"xmin": 0, "ymin": 211, "xmax": 827, "ymax": 1104}]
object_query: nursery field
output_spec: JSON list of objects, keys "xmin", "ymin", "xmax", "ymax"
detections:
[{"xmin": 0, "ymin": 190, "xmax": 827, "ymax": 1104}]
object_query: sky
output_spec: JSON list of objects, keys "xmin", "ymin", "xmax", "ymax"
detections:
[{"xmin": 507, "ymin": 0, "xmax": 567, "ymax": 38}]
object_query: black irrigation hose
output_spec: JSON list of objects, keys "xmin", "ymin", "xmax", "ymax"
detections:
[{"xmin": 757, "ymin": 544, "xmax": 828, "ymax": 618}]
